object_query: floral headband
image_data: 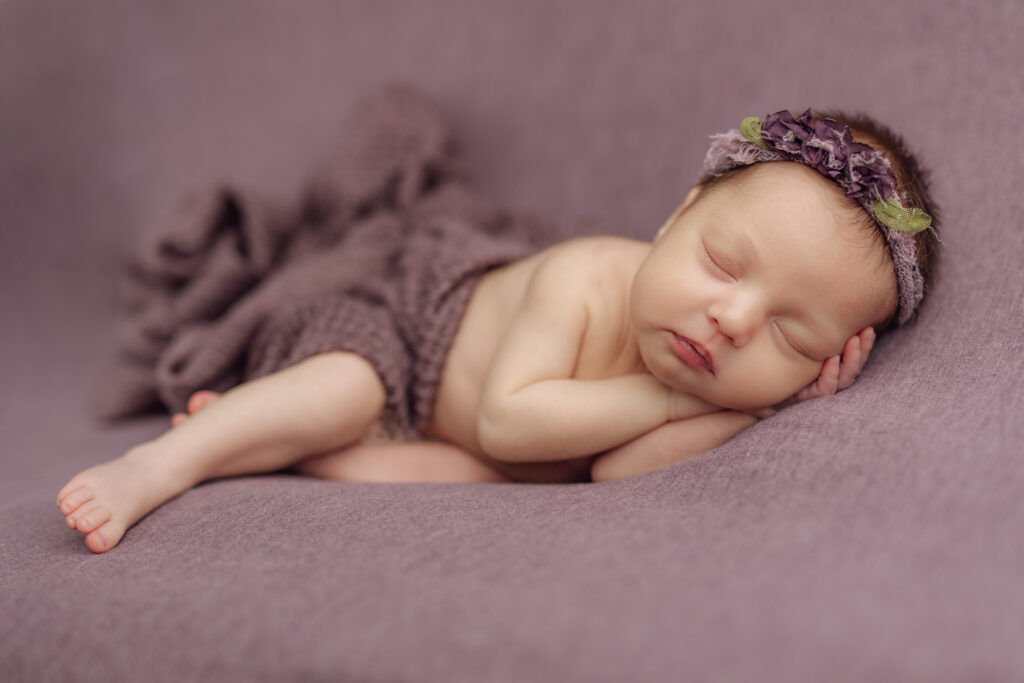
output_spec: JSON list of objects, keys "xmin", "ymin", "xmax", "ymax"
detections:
[{"xmin": 702, "ymin": 109, "xmax": 934, "ymax": 326}]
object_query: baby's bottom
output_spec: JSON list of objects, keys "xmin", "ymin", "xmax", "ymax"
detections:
[
  {"xmin": 296, "ymin": 443, "xmax": 508, "ymax": 483},
  {"xmin": 57, "ymin": 352, "xmax": 505, "ymax": 555}
]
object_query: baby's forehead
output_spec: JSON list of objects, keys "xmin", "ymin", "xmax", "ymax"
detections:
[
  {"xmin": 705, "ymin": 162, "xmax": 874, "ymax": 242},
  {"xmin": 715, "ymin": 162, "xmax": 848, "ymax": 205}
]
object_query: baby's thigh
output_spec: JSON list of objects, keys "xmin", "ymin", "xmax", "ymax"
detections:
[{"xmin": 294, "ymin": 440, "xmax": 509, "ymax": 484}]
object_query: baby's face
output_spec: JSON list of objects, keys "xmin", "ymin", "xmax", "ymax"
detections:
[{"xmin": 630, "ymin": 162, "xmax": 897, "ymax": 410}]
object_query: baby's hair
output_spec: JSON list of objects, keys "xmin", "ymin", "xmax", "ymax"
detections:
[{"xmin": 697, "ymin": 110, "xmax": 941, "ymax": 331}]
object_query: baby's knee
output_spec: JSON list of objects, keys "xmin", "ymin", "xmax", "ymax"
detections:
[{"xmin": 293, "ymin": 351, "xmax": 387, "ymax": 422}]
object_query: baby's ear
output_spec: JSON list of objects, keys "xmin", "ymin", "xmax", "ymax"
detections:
[{"xmin": 655, "ymin": 185, "xmax": 704, "ymax": 240}]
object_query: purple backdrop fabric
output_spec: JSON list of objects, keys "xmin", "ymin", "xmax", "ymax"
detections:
[{"xmin": 2, "ymin": 1, "xmax": 1023, "ymax": 681}]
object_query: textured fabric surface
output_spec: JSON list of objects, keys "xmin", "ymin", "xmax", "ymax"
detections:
[
  {"xmin": 94, "ymin": 83, "xmax": 544, "ymax": 434},
  {"xmin": 2, "ymin": 1, "xmax": 1023, "ymax": 682},
  {"xmin": 242, "ymin": 188, "xmax": 540, "ymax": 436}
]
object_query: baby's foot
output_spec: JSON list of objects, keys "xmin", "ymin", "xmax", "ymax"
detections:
[
  {"xmin": 171, "ymin": 390, "xmax": 221, "ymax": 427},
  {"xmin": 57, "ymin": 444, "xmax": 191, "ymax": 553}
]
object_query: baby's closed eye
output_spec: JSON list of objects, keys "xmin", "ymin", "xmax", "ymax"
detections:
[
  {"xmin": 702, "ymin": 243, "xmax": 737, "ymax": 281},
  {"xmin": 772, "ymin": 321, "xmax": 814, "ymax": 359}
]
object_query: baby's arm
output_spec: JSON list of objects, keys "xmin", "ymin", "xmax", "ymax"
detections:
[
  {"xmin": 591, "ymin": 328, "xmax": 876, "ymax": 481},
  {"xmin": 590, "ymin": 410, "xmax": 758, "ymax": 482},
  {"xmin": 477, "ymin": 251, "xmax": 718, "ymax": 463}
]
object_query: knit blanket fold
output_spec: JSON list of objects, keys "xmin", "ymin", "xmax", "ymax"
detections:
[{"xmin": 93, "ymin": 82, "xmax": 580, "ymax": 422}]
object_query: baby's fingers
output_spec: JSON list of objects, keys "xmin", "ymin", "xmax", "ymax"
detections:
[
  {"xmin": 836, "ymin": 327, "xmax": 876, "ymax": 391},
  {"xmin": 836, "ymin": 336, "xmax": 862, "ymax": 390},
  {"xmin": 862, "ymin": 326, "xmax": 875, "ymax": 355},
  {"xmin": 814, "ymin": 354, "xmax": 841, "ymax": 397},
  {"xmin": 793, "ymin": 354, "xmax": 840, "ymax": 401}
]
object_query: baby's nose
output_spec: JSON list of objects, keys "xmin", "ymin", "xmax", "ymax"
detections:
[{"xmin": 709, "ymin": 293, "xmax": 765, "ymax": 346}]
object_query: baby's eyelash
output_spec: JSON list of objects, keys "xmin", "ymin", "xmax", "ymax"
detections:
[
  {"xmin": 702, "ymin": 245, "xmax": 732, "ymax": 278},
  {"xmin": 777, "ymin": 324, "xmax": 812, "ymax": 358}
]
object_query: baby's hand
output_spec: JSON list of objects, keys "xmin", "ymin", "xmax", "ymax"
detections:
[
  {"xmin": 790, "ymin": 326, "xmax": 876, "ymax": 403},
  {"xmin": 666, "ymin": 388, "xmax": 721, "ymax": 422}
]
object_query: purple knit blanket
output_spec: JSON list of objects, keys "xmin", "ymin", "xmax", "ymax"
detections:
[{"xmin": 93, "ymin": 83, "xmax": 579, "ymax": 421}]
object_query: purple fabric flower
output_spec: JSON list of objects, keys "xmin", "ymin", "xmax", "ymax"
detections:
[
  {"xmin": 761, "ymin": 109, "xmax": 814, "ymax": 155},
  {"xmin": 801, "ymin": 119, "xmax": 853, "ymax": 180},
  {"xmin": 845, "ymin": 143, "xmax": 897, "ymax": 200},
  {"xmin": 758, "ymin": 110, "xmax": 900, "ymax": 201}
]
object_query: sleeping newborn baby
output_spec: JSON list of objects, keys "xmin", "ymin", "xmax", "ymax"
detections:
[{"xmin": 58, "ymin": 109, "xmax": 940, "ymax": 553}]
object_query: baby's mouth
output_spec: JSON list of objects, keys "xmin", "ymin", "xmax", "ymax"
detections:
[{"xmin": 670, "ymin": 333, "xmax": 715, "ymax": 374}]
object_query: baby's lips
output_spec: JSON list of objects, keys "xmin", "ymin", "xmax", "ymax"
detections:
[{"xmin": 670, "ymin": 333, "xmax": 714, "ymax": 374}]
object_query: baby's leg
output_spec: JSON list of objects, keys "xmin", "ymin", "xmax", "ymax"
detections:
[
  {"xmin": 170, "ymin": 390, "xmax": 221, "ymax": 428},
  {"xmin": 57, "ymin": 351, "xmax": 385, "ymax": 553},
  {"xmin": 170, "ymin": 391, "xmax": 503, "ymax": 483},
  {"xmin": 295, "ymin": 441, "xmax": 510, "ymax": 484}
]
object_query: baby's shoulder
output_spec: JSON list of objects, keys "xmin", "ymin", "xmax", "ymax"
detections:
[
  {"xmin": 516, "ymin": 236, "xmax": 650, "ymax": 316},
  {"xmin": 547, "ymin": 234, "xmax": 647, "ymax": 258},
  {"xmin": 535, "ymin": 235, "xmax": 650, "ymax": 281}
]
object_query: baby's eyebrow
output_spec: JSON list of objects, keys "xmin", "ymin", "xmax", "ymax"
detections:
[
  {"xmin": 706, "ymin": 213, "xmax": 758, "ymax": 270},
  {"xmin": 732, "ymin": 229, "xmax": 757, "ymax": 267}
]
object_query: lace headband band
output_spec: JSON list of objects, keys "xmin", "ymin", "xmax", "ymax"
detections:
[{"xmin": 702, "ymin": 109, "xmax": 933, "ymax": 326}]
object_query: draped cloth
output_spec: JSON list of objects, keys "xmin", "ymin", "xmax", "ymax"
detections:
[{"xmin": 93, "ymin": 83, "xmax": 577, "ymax": 434}]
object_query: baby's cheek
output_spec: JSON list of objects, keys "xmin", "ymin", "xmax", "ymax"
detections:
[
  {"xmin": 733, "ymin": 360, "xmax": 819, "ymax": 408},
  {"xmin": 785, "ymin": 358, "xmax": 825, "ymax": 395}
]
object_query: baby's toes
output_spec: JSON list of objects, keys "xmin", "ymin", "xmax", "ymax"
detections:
[
  {"xmin": 85, "ymin": 521, "xmax": 127, "ymax": 554},
  {"xmin": 187, "ymin": 390, "xmax": 220, "ymax": 414},
  {"xmin": 73, "ymin": 503, "xmax": 112, "ymax": 534},
  {"xmin": 58, "ymin": 485, "xmax": 95, "ymax": 516},
  {"xmin": 171, "ymin": 412, "xmax": 188, "ymax": 428},
  {"xmin": 66, "ymin": 500, "xmax": 100, "ymax": 528}
]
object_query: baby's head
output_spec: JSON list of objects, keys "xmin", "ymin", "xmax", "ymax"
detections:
[{"xmin": 631, "ymin": 109, "xmax": 941, "ymax": 410}]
